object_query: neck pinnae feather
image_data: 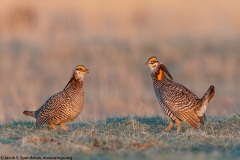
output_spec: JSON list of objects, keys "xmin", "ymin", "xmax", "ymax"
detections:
[{"xmin": 64, "ymin": 77, "xmax": 83, "ymax": 90}]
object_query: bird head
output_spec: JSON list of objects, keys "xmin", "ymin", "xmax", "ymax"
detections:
[
  {"xmin": 145, "ymin": 56, "xmax": 173, "ymax": 80},
  {"xmin": 73, "ymin": 65, "xmax": 89, "ymax": 80},
  {"xmin": 145, "ymin": 56, "xmax": 160, "ymax": 72}
]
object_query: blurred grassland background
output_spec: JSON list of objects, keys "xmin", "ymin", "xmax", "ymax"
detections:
[{"xmin": 0, "ymin": 0, "xmax": 239, "ymax": 122}]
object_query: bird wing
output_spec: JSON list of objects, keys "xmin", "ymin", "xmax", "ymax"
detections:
[
  {"xmin": 161, "ymin": 82, "xmax": 200, "ymax": 128},
  {"xmin": 36, "ymin": 91, "xmax": 71, "ymax": 128}
]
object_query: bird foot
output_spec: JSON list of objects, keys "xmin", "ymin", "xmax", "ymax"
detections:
[
  {"xmin": 165, "ymin": 121, "xmax": 174, "ymax": 132},
  {"xmin": 60, "ymin": 123, "xmax": 68, "ymax": 131}
]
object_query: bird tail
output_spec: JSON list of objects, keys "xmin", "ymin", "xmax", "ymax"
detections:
[
  {"xmin": 23, "ymin": 110, "xmax": 36, "ymax": 117},
  {"xmin": 196, "ymin": 85, "xmax": 215, "ymax": 124},
  {"xmin": 202, "ymin": 85, "xmax": 215, "ymax": 104}
]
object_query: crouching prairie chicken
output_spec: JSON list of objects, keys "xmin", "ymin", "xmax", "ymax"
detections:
[
  {"xmin": 23, "ymin": 65, "xmax": 89, "ymax": 131},
  {"xmin": 145, "ymin": 56, "xmax": 215, "ymax": 132}
]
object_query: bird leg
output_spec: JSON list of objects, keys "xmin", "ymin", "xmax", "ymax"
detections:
[
  {"xmin": 60, "ymin": 123, "xmax": 68, "ymax": 131},
  {"xmin": 175, "ymin": 119, "xmax": 181, "ymax": 132},
  {"xmin": 49, "ymin": 124, "xmax": 57, "ymax": 130},
  {"xmin": 165, "ymin": 120, "xmax": 175, "ymax": 132}
]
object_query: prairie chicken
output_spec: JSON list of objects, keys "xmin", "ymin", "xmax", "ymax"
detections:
[
  {"xmin": 23, "ymin": 65, "xmax": 89, "ymax": 131},
  {"xmin": 145, "ymin": 56, "xmax": 215, "ymax": 132}
]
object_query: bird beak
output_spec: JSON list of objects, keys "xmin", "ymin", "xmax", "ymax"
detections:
[
  {"xmin": 85, "ymin": 69, "xmax": 90, "ymax": 73},
  {"xmin": 145, "ymin": 62, "xmax": 149, "ymax": 65}
]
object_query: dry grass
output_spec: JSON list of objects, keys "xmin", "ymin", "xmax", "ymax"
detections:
[
  {"xmin": 0, "ymin": 114, "xmax": 240, "ymax": 159},
  {"xmin": 0, "ymin": 1, "xmax": 239, "ymax": 122}
]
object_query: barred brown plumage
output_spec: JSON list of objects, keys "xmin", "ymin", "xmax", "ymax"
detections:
[
  {"xmin": 145, "ymin": 56, "xmax": 215, "ymax": 132},
  {"xmin": 23, "ymin": 65, "xmax": 89, "ymax": 130}
]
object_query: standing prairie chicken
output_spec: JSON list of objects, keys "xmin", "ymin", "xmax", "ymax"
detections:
[
  {"xmin": 145, "ymin": 56, "xmax": 215, "ymax": 132},
  {"xmin": 23, "ymin": 65, "xmax": 89, "ymax": 130}
]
